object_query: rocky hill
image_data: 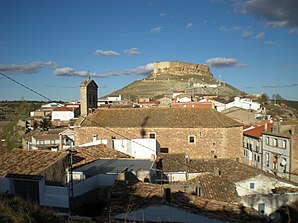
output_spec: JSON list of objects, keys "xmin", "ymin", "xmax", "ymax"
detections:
[{"xmin": 108, "ymin": 61, "xmax": 243, "ymax": 101}]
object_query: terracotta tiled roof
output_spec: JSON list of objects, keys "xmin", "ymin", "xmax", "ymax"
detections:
[
  {"xmin": 195, "ymin": 173, "xmax": 239, "ymax": 203},
  {"xmin": 81, "ymin": 107, "xmax": 242, "ymax": 128},
  {"xmin": 106, "ymin": 181, "xmax": 266, "ymax": 223},
  {"xmin": 71, "ymin": 144, "xmax": 131, "ymax": 168},
  {"xmin": 244, "ymin": 123, "xmax": 273, "ymax": 138},
  {"xmin": 0, "ymin": 149, "xmax": 67, "ymax": 177},
  {"xmin": 157, "ymin": 154, "xmax": 282, "ymax": 183},
  {"xmin": 52, "ymin": 107, "xmax": 75, "ymax": 112}
]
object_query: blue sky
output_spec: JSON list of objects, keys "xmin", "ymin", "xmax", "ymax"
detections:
[{"xmin": 0, "ymin": 0, "xmax": 297, "ymax": 101}]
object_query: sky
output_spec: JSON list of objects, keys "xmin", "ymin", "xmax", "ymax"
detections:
[{"xmin": 0, "ymin": 0, "xmax": 297, "ymax": 102}]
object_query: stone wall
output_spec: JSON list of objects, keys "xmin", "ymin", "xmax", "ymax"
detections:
[
  {"xmin": 152, "ymin": 61, "xmax": 211, "ymax": 77},
  {"xmin": 75, "ymin": 126, "xmax": 243, "ymax": 160}
]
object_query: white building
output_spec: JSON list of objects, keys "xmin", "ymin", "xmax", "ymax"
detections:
[
  {"xmin": 51, "ymin": 107, "xmax": 80, "ymax": 122},
  {"xmin": 217, "ymin": 97, "xmax": 261, "ymax": 112}
]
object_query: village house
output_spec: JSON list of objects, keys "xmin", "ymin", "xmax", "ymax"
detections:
[
  {"xmin": 51, "ymin": 106, "xmax": 80, "ymax": 122},
  {"xmin": 0, "ymin": 144, "xmax": 133, "ymax": 211},
  {"xmin": 217, "ymin": 97, "xmax": 261, "ymax": 112},
  {"xmin": 175, "ymin": 93, "xmax": 192, "ymax": 103},
  {"xmin": 222, "ymin": 107, "xmax": 260, "ymax": 125},
  {"xmin": 199, "ymin": 97, "xmax": 225, "ymax": 110},
  {"xmin": 156, "ymin": 154, "xmax": 298, "ymax": 217},
  {"xmin": 157, "ymin": 96, "xmax": 172, "ymax": 107},
  {"xmin": 243, "ymin": 123, "xmax": 273, "ymax": 169},
  {"xmin": 74, "ymin": 107, "xmax": 244, "ymax": 160},
  {"xmin": 105, "ymin": 180, "xmax": 267, "ymax": 223},
  {"xmin": 0, "ymin": 149, "xmax": 69, "ymax": 209},
  {"xmin": 262, "ymin": 121, "xmax": 298, "ymax": 183},
  {"xmin": 23, "ymin": 129, "xmax": 74, "ymax": 151},
  {"xmin": 171, "ymin": 101, "xmax": 213, "ymax": 108}
]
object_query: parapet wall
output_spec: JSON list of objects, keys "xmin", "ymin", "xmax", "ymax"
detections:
[{"xmin": 152, "ymin": 61, "xmax": 211, "ymax": 76}]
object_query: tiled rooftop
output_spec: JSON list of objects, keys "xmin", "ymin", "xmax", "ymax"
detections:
[
  {"xmin": 71, "ymin": 144, "xmax": 131, "ymax": 168},
  {"xmin": 106, "ymin": 181, "xmax": 266, "ymax": 223},
  {"xmin": 0, "ymin": 148, "xmax": 67, "ymax": 177},
  {"xmin": 244, "ymin": 123, "xmax": 273, "ymax": 139},
  {"xmin": 158, "ymin": 154, "xmax": 283, "ymax": 183},
  {"xmin": 81, "ymin": 107, "xmax": 242, "ymax": 128}
]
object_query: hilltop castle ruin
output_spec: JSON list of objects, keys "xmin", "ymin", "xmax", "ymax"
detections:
[{"xmin": 151, "ymin": 61, "xmax": 212, "ymax": 77}]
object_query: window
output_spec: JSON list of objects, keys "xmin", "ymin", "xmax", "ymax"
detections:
[
  {"xmin": 250, "ymin": 182, "xmax": 255, "ymax": 189},
  {"xmin": 273, "ymin": 138, "xmax": 278, "ymax": 147},
  {"xmin": 273, "ymin": 156, "xmax": 278, "ymax": 169},
  {"xmin": 160, "ymin": 148, "xmax": 169, "ymax": 153},
  {"xmin": 38, "ymin": 140, "xmax": 44, "ymax": 145},
  {"xmin": 266, "ymin": 137, "xmax": 269, "ymax": 145},
  {"xmin": 149, "ymin": 133, "xmax": 156, "ymax": 139},
  {"xmin": 265, "ymin": 153, "xmax": 269, "ymax": 167},
  {"xmin": 189, "ymin": 135, "xmax": 196, "ymax": 144},
  {"xmin": 257, "ymin": 155, "xmax": 260, "ymax": 162},
  {"xmin": 258, "ymin": 203, "xmax": 265, "ymax": 214},
  {"xmin": 281, "ymin": 140, "xmax": 286, "ymax": 149}
]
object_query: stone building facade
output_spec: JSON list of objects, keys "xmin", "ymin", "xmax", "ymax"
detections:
[{"xmin": 74, "ymin": 107, "xmax": 243, "ymax": 160}]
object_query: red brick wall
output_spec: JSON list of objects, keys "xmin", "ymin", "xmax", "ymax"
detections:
[{"xmin": 75, "ymin": 126, "xmax": 243, "ymax": 160}]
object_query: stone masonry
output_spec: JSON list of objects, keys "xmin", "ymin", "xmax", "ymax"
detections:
[
  {"xmin": 75, "ymin": 126, "xmax": 243, "ymax": 160},
  {"xmin": 152, "ymin": 61, "xmax": 212, "ymax": 77}
]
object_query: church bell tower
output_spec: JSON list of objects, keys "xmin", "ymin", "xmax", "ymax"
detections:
[{"xmin": 80, "ymin": 77, "xmax": 98, "ymax": 116}]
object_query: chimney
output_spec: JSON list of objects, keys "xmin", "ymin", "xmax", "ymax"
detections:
[
  {"xmin": 264, "ymin": 123, "xmax": 268, "ymax": 132},
  {"xmin": 93, "ymin": 134, "xmax": 98, "ymax": 142},
  {"xmin": 165, "ymin": 188, "xmax": 171, "ymax": 203},
  {"xmin": 59, "ymin": 134, "xmax": 63, "ymax": 150}
]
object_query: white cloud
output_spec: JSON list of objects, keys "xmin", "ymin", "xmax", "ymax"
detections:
[
  {"xmin": 205, "ymin": 57, "xmax": 247, "ymax": 68},
  {"xmin": 150, "ymin": 26, "xmax": 162, "ymax": 33},
  {"xmin": 235, "ymin": 0, "xmax": 298, "ymax": 34},
  {"xmin": 54, "ymin": 63, "xmax": 154, "ymax": 78},
  {"xmin": 124, "ymin": 48, "xmax": 140, "ymax": 55},
  {"xmin": 54, "ymin": 67, "xmax": 88, "ymax": 77},
  {"xmin": 242, "ymin": 30, "xmax": 253, "ymax": 37},
  {"xmin": 254, "ymin": 32, "xmax": 265, "ymax": 39},
  {"xmin": 0, "ymin": 61, "xmax": 56, "ymax": 75},
  {"xmin": 264, "ymin": 41, "xmax": 277, "ymax": 46},
  {"xmin": 159, "ymin": 12, "xmax": 167, "ymax": 17},
  {"xmin": 186, "ymin": 22, "xmax": 193, "ymax": 28},
  {"xmin": 95, "ymin": 49, "xmax": 120, "ymax": 56}
]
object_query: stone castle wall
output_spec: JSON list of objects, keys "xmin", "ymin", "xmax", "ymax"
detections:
[{"xmin": 152, "ymin": 61, "xmax": 212, "ymax": 77}]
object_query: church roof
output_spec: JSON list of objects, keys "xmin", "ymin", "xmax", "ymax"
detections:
[
  {"xmin": 80, "ymin": 79, "xmax": 98, "ymax": 88},
  {"xmin": 80, "ymin": 107, "xmax": 242, "ymax": 128}
]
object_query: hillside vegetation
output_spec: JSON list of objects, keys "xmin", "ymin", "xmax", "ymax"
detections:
[{"xmin": 0, "ymin": 195, "xmax": 65, "ymax": 223}]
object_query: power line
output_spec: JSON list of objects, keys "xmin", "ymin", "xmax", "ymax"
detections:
[
  {"xmin": 0, "ymin": 72, "xmax": 52, "ymax": 101},
  {"xmin": 2, "ymin": 71, "xmax": 284, "ymax": 196}
]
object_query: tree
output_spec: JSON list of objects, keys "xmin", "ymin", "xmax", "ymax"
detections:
[
  {"xmin": 33, "ymin": 120, "xmax": 38, "ymax": 130},
  {"xmin": 272, "ymin": 94, "xmax": 284, "ymax": 101},
  {"xmin": 40, "ymin": 118, "xmax": 50, "ymax": 131},
  {"xmin": 260, "ymin": 93, "xmax": 269, "ymax": 103}
]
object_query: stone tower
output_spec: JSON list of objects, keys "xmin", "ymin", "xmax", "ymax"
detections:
[{"xmin": 80, "ymin": 78, "xmax": 98, "ymax": 116}]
